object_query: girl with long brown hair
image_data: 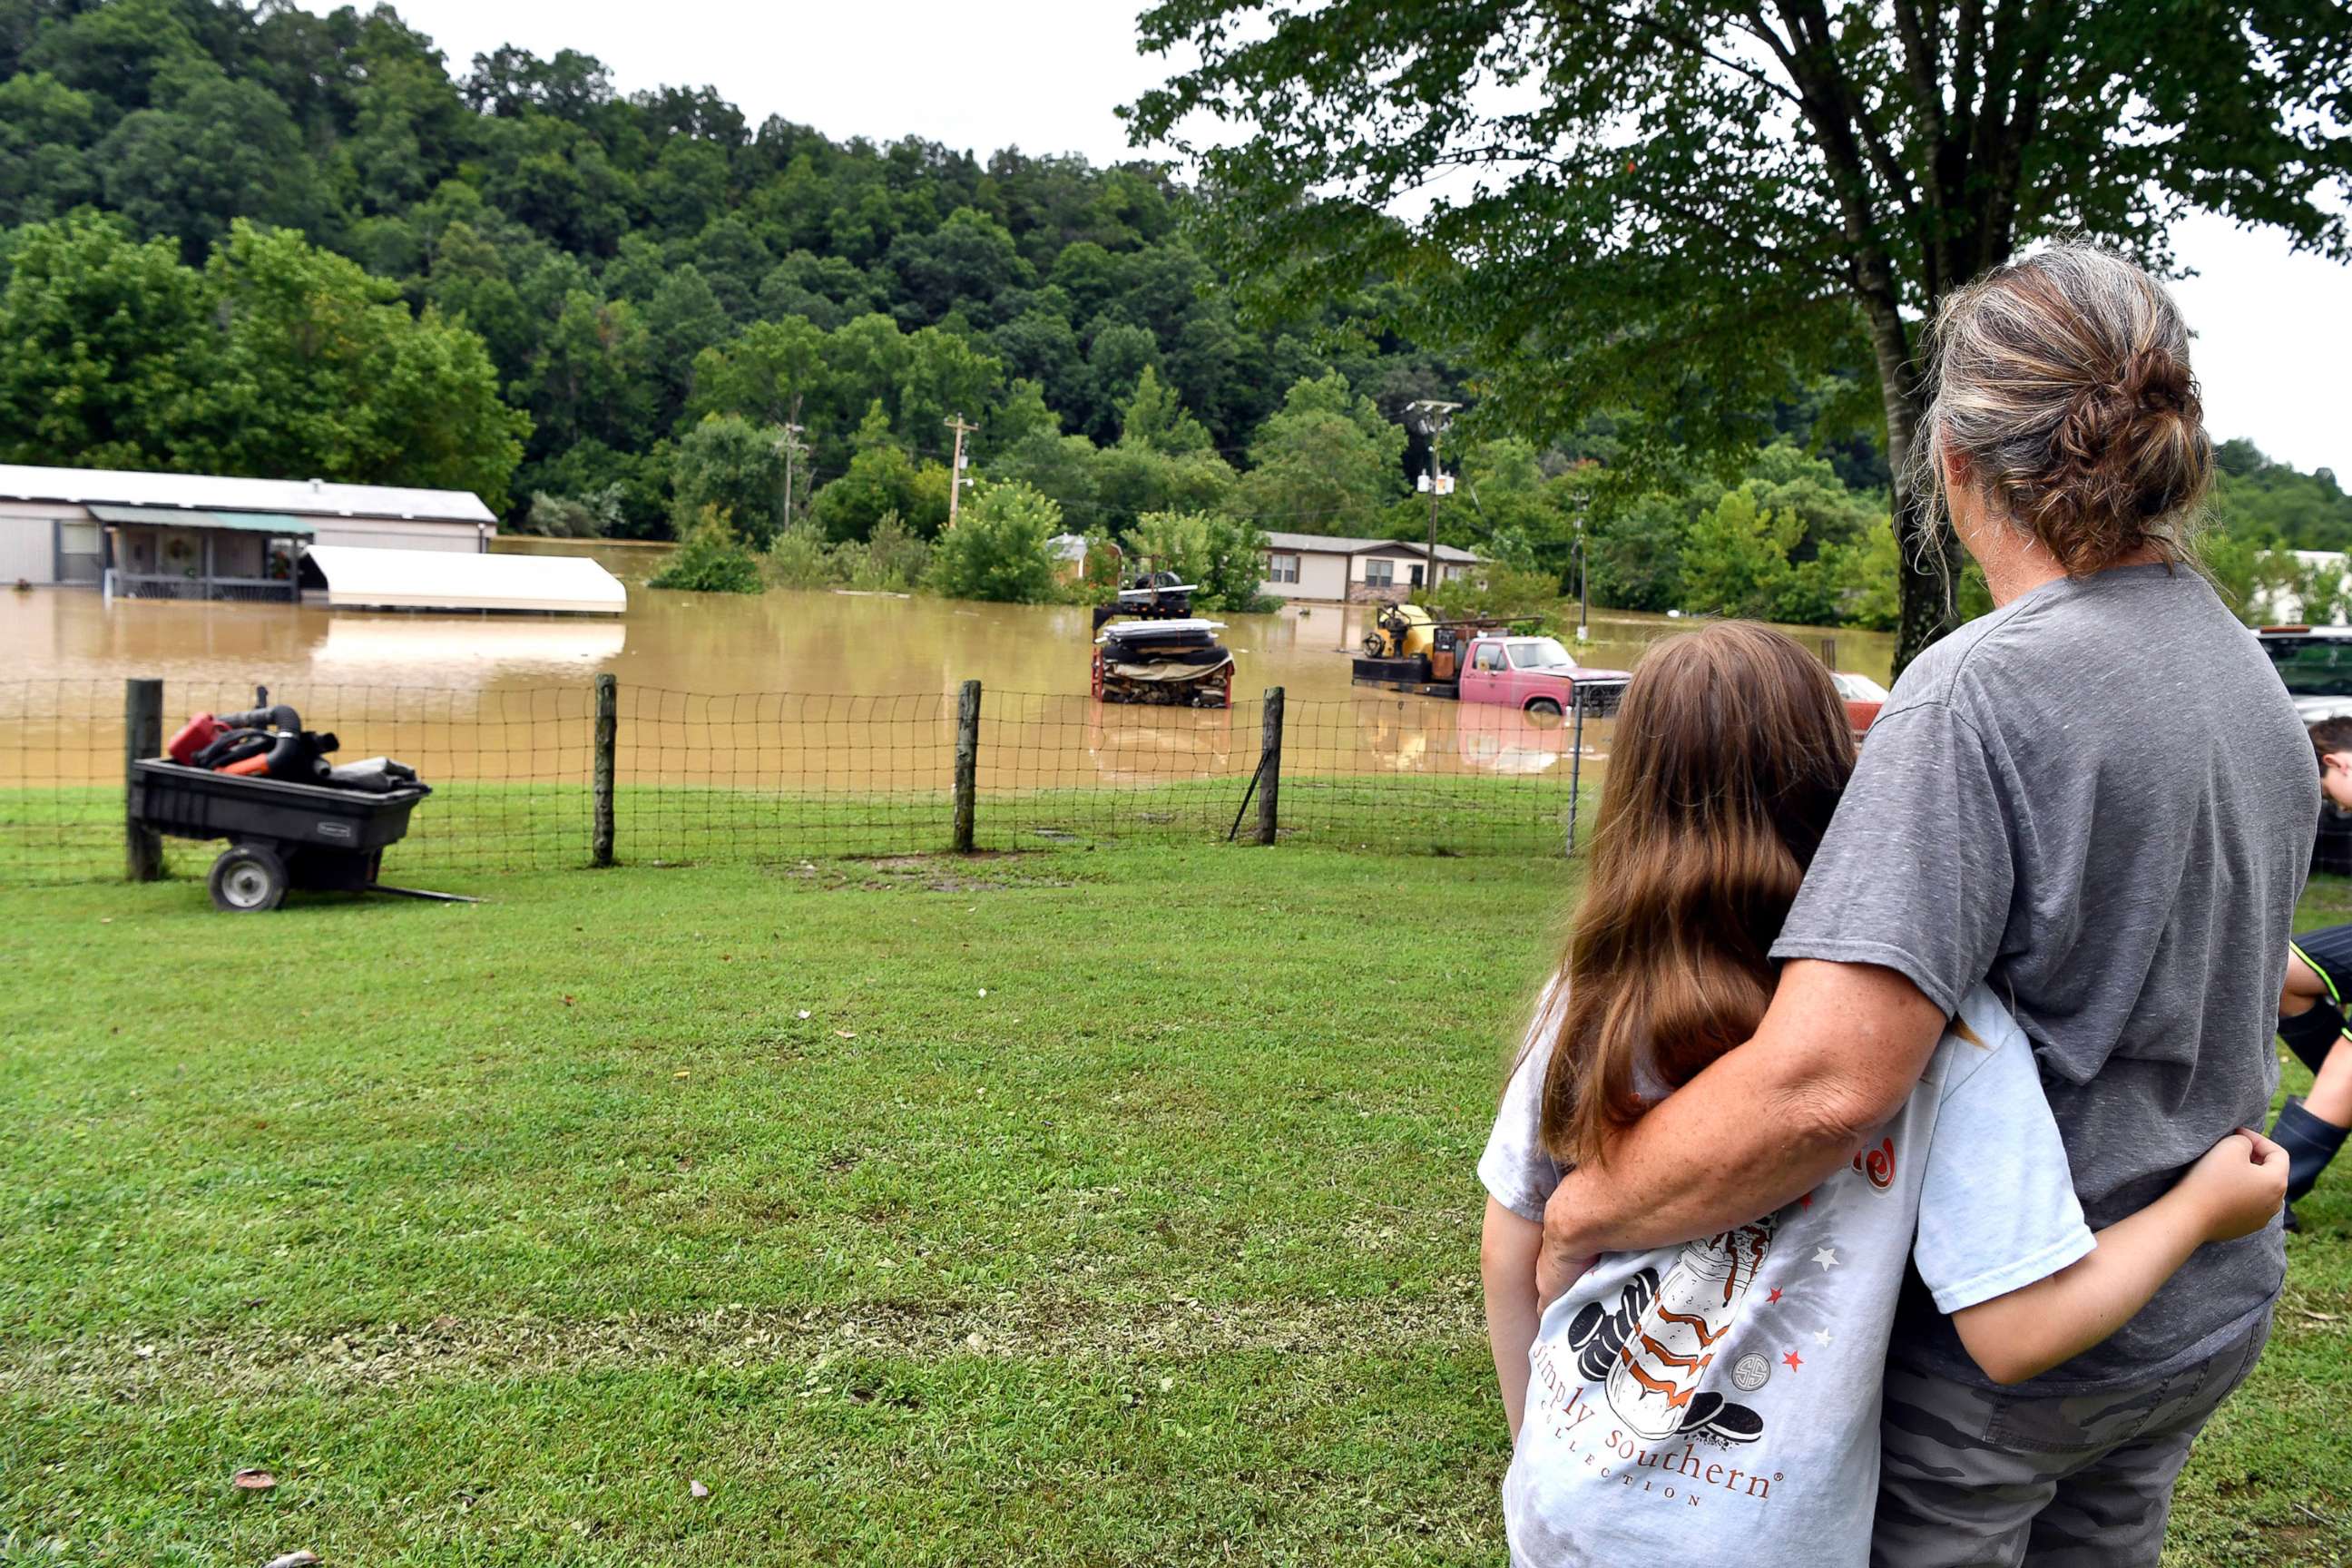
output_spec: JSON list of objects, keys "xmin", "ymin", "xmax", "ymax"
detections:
[{"xmin": 1475, "ymin": 622, "xmax": 2283, "ymax": 1567}]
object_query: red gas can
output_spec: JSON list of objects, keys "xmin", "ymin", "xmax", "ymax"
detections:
[{"xmin": 167, "ymin": 713, "xmax": 224, "ymax": 766}]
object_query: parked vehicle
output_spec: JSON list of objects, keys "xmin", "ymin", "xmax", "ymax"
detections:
[
  {"xmin": 1459, "ymin": 634, "xmax": 1632, "ymax": 717},
  {"xmin": 2258, "ymin": 624, "xmax": 2352, "ymax": 723},
  {"xmin": 1350, "ymin": 603, "xmax": 1630, "ymax": 716},
  {"xmin": 1831, "ymin": 671, "xmax": 1891, "ymax": 737}
]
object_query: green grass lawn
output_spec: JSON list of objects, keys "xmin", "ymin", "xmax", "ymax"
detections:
[{"xmin": 2, "ymin": 850, "xmax": 2347, "ymax": 1565}]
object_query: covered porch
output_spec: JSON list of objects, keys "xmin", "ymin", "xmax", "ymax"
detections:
[{"xmin": 97, "ymin": 505, "xmax": 312, "ymax": 603}]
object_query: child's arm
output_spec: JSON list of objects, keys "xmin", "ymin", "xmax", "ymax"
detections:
[
  {"xmin": 1952, "ymin": 1130, "xmax": 2288, "ymax": 1386},
  {"xmin": 1482, "ymin": 1198, "xmax": 1544, "ymax": 1440}
]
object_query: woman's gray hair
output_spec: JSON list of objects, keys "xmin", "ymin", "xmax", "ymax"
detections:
[{"xmin": 1916, "ymin": 243, "xmax": 2213, "ymax": 576}]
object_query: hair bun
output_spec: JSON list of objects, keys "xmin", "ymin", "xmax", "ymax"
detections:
[{"xmin": 1922, "ymin": 245, "xmax": 2213, "ymax": 577}]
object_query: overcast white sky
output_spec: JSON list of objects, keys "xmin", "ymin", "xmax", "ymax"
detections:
[{"xmin": 349, "ymin": 0, "xmax": 2349, "ymax": 475}]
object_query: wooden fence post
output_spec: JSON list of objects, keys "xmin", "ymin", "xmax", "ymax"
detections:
[
  {"xmin": 593, "ymin": 673, "xmax": 616, "ymax": 867},
  {"xmin": 124, "ymin": 677, "xmax": 162, "ymax": 883},
  {"xmin": 953, "ymin": 679, "xmax": 981, "ymax": 853},
  {"xmin": 1257, "ymin": 686, "xmax": 1284, "ymax": 846}
]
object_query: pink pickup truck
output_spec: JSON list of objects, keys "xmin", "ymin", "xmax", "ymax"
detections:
[{"xmin": 1457, "ymin": 634, "xmax": 1632, "ymax": 716}]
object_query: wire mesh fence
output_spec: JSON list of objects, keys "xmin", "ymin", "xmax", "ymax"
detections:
[
  {"xmin": 617, "ymin": 689, "xmax": 961, "ymax": 863},
  {"xmin": 0, "ymin": 681, "xmax": 126, "ymax": 886},
  {"xmin": 0, "ymin": 678, "xmax": 1614, "ymax": 888}
]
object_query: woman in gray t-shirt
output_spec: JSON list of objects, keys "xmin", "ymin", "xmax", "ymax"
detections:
[{"xmin": 1525, "ymin": 245, "xmax": 2313, "ymax": 1566}]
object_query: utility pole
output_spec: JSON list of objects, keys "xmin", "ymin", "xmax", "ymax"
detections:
[
  {"xmin": 778, "ymin": 419, "xmax": 806, "ymax": 534},
  {"xmin": 1573, "ymin": 489, "xmax": 1591, "ymax": 643},
  {"xmin": 944, "ymin": 413, "xmax": 977, "ymax": 528},
  {"xmin": 1405, "ymin": 399, "xmax": 1462, "ymax": 604}
]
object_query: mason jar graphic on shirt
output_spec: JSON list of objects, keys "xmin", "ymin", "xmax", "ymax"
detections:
[{"xmin": 1604, "ymin": 1214, "xmax": 1778, "ymax": 1439}]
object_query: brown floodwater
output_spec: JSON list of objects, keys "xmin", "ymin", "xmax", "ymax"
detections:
[{"xmin": 2, "ymin": 559, "xmax": 1894, "ymax": 791}]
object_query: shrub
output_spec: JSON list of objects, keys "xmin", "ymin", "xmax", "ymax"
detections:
[
  {"xmin": 837, "ymin": 512, "xmax": 930, "ymax": 592},
  {"xmin": 763, "ymin": 526, "xmax": 839, "ymax": 590},
  {"xmin": 648, "ymin": 507, "xmax": 764, "ymax": 593},
  {"xmin": 927, "ymin": 482, "xmax": 1063, "ymax": 603},
  {"xmin": 519, "ymin": 485, "xmax": 623, "ymax": 538}
]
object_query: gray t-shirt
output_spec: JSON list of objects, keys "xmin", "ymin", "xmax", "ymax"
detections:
[
  {"xmin": 1484, "ymin": 984, "xmax": 2092, "ymax": 1567},
  {"xmin": 1772, "ymin": 562, "xmax": 2313, "ymax": 1389}
]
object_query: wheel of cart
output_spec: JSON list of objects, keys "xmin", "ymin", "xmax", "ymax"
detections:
[{"xmin": 208, "ymin": 841, "xmax": 289, "ymax": 912}]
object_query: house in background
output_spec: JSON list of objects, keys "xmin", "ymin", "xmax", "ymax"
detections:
[
  {"xmin": 0, "ymin": 464, "xmax": 497, "ymax": 602},
  {"xmin": 1045, "ymin": 532, "xmax": 1089, "ymax": 584},
  {"xmin": 1259, "ymin": 531, "xmax": 1486, "ymax": 603}
]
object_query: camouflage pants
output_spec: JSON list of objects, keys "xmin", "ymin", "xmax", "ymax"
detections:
[{"xmin": 1870, "ymin": 1307, "xmax": 2272, "ymax": 1566}]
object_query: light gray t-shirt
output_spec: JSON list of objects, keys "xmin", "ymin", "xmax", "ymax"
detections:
[
  {"xmin": 1771, "ymin": 563, "xmax": 2312, "ymax": 1389},
  {"xmin": 1483, "ymin": 984, "xmax": 2092, "ymax": 1568}
]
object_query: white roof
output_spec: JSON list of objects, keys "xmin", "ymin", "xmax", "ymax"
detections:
[
  {"xmin": 0, "ymin": 463, "xmax": 495, "ymax": 525},
  {"xmin": 304, "ymin": 544, "xmax": 625, "ymax": 615},
  {"xmin": 1260, "ymin": 529, "xmax": 1485, "ymax": 564}
]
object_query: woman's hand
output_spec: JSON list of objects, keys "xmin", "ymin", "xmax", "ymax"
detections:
[
  {"xmin": 2179, "ymin": 1129, "xmax": 2289, "ymax": 1243},
  {"xmin": 1534, "ymin": 1233, "xmax": 1596, "ymax": 1311}
]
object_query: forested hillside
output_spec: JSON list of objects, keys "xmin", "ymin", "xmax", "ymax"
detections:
[{"xmin": 0, "ymin": 0, "xmax": 2342, "ymax": 622}]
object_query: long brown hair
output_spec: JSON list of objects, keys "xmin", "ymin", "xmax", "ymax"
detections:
[{"xmin": 1538, "ymin": 622, "xmax": 1855, "ymax": 1166}]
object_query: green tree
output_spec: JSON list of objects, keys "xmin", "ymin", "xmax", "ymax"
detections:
[
  {"xmin": 1234, "ymin": 372, "xmax": 1403, "ymax": 534},
  {"xmin": 0, "ymin": 72, "xmax": 99, "ymax": 225},
  {"xmin": 927, "ymin": 480, "xmax": 1063, "ymax": 603},
  {"xmin": 643, "ymin": 263, "xmax": 731, "ymax": 419},
  {"xmin": 0, "ymin": 213, "xmax": 211, "ymax": 469},
  {"xmin": 1584, "ymin": 493, "xmax": 1686, "ymax": 615},
  {"xmin": 200, "ymin": 222, "xmax": 529, "ymax": 507},
  {"xmin": 1820, "ymin": 524, "xmax": 1903, "ymax": 632},
  {"xmin": 94, "ymin": 58, "xmax": 326, "ymax": 258},
  {"xmin": 830, "ymin": 511, "xmax": 931, "ymax": 592},
  {"xmin": 1091, "ymin": 373, "xmax": 1237, "ymax": 534},
  {"xmin": 1117, "ymin": 366, "xmax": 1214, "ymax": 456},
  {"xmin": 811, "ymin": 403, "xmax": 926, "ymax": 544},
  {"xmin": 1681, "ymin": 489, "xmax": 1803, "ymax": 622},
  {"xmin": 894, "ymin": 325, "xmax": 1003, "ymax": 449},
  {"xmin": 1132, "ymin": 0, "xmax": 2352, "ymax": 670},
  {"xmin": 522, "ymin": 289, "xmax": 656, "ymax": 456},
  {"xmin": 670, "ymin": 414, "xmax": 791, "ymax": 549},
  {"xmin": 688, "ymin": 316, "xmax": 829, "ymax": 429},
  {"xmin": 2213, "ymin": 440, "xmax": 2352, "ymax": 553},
  {"xmin": 1131, "ymin": 509, "xmax": 1273, "ymax": 612}
]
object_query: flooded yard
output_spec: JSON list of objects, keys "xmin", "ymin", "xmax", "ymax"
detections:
[{"xmin": 1, "ymin": 574, "xmax": 1892, "ymax": 799}]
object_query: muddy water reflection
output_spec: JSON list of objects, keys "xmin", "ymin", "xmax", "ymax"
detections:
[{"xmin": 5, "ymin": 583, "xmax": 1893, "ymax": 789}]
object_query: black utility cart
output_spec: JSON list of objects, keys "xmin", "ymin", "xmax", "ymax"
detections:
[{"xmin": 129, "ymin": 760, "xmax": 445, "ymax": 912}]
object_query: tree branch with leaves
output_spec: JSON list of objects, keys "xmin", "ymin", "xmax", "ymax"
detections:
[{"xmin": 1128, "ymin": 0, "xmax": 2352, "ymax": 668}]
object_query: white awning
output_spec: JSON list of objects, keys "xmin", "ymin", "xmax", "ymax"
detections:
[{"xmin": 302, "ymin": 544, "xmax": 626, "ymax": 615}]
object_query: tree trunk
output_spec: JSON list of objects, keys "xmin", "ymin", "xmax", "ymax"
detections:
[{"xmin": 1866, "ymin": 301, "xmax": 1960, "ymax": 676}]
